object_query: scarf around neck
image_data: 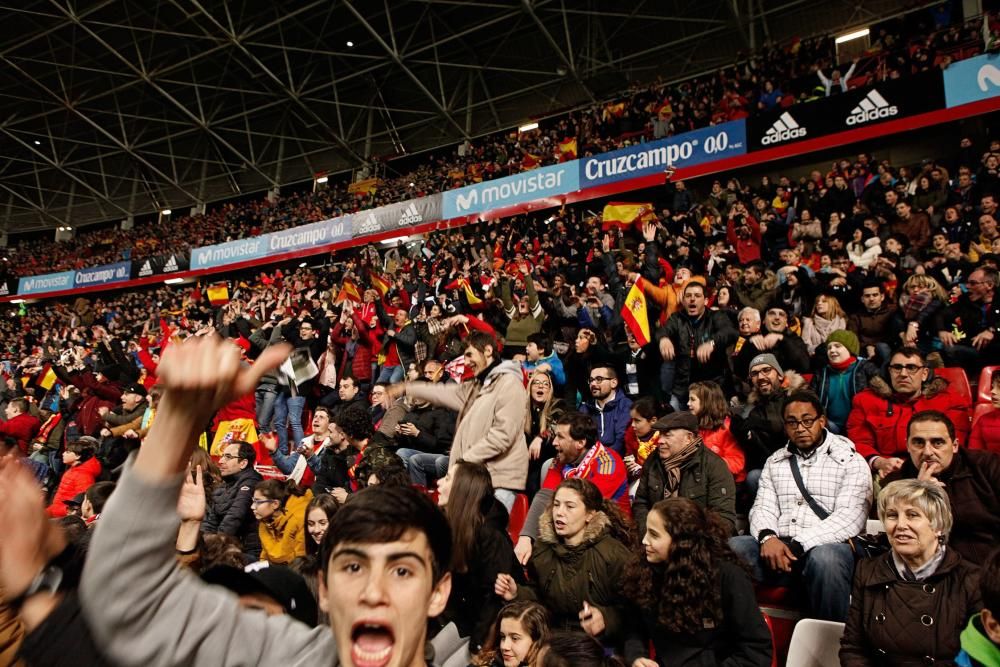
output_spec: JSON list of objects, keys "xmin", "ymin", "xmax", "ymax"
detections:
[{"xmin": 659, "ymin": 437, "xmax": 701, "ymax": 498}]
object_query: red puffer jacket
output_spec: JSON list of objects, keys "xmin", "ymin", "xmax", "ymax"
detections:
[
  {"xmin": 701, "ymin": 418, "xmax": 746, "ymax": 483},
  {"xmin": 0, "ymin": 412, "xmax": 41, "ymax": 455},
  {"xmin": 969, "ymin": 408, "xmax": 1000, "ymax": 453},
  {"xmin": 48, "ymin": 456, "xmax": 102, "ymax": 518},
  {"xmin": 846, "ymin": 375, "xmax": 972, "ymax": 460}
]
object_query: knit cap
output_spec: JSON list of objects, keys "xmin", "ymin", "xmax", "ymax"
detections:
[{"xmin": 826, "ymin": 329, "xmax": 859, "ymax": 356}]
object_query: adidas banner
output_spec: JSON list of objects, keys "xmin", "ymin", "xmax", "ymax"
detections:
[
  {"xmin": 351, "ymin": 193, "xmax": 442, "ymax": 239},
  {"xmin": 0, "ymin": 279, "xmax": 15, "ymax": 297},
  {"xmin": 131, "ymin": 251, "xmax": 190, "ymax": 279},
  {"xmin": 747, "ymin": 69, "xmax": 945, "ymax": 152}
]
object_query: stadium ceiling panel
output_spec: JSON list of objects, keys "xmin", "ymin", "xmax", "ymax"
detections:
[{"xmin": 0, "ymin": 0, "xmax": 914, "ymax": 233}]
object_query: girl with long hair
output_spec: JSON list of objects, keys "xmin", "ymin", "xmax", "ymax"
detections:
[
  {"xmin": 304, "ymin": 492, "xmax": 339, "ymax": 557},
  {"xmin": 687, "ymin": 382, "xmax": 746, "ymax": 482},
  {"xmin": 252, "ymin": 479, "xmax": 314, "ymax": 564},
  {"xmin": 801, "ymin": 293, "xmax": 848, "ymax": 354},
  {"xmin": 471, "ymin": 601, "xmax": 550, "ymax": 667},
  {"xmin": 892, "ymin": 273, "xmax": 948, "ymax": 354},
  {"xmin": 524, "ymin": 370, "xmax": 569, "ymax": 499},
  {"xmin": 495, "ymin": 478, "xmax": 632, "ymax": 647},
  {"xmin": 623, "ymin": 397, "xmax": 659, "ymax": 495},
  {"xmin": 623, "ymin": 498, "xmax": 772, "ymax": 666},
  {"xmin": 438, "ymin": 461, "xmax": 521, "ymax": 650}
]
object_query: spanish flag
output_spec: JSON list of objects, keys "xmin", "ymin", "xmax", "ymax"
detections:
[
  {"xmin": 369, "ymin": 271, "xmax": 391, "ymax": 297},
  {"xmin": 558, "ymin": 137, "xmax": 577, "ymax": 161},
  {"xmin": 460, "ymin": 278, "xmax": 482, "ymax": 306},
  {"xmin": 207, "ymin": 282, "xmax": 230, "ymax": 306},
  {"xmin": 521, "ymin": 153, "xmax": 541, "ymax": 170},
  {"xmin": 38, "ymin": 364, "xmax": 58, "ymax": 391},
  {"xmin": 601, "ymin": 202, "xmax": 656, "ymax": 230},
  {"xmin": 621, "ymin": 279, "xmax": 651, "ymax": 346},
  {"xmin": 335, "ymin": 278, "xmax": 362, "ymax": 304},
  {"xmin": 348, "ymin": 178, "xmax": 379, "ymax": 195}
]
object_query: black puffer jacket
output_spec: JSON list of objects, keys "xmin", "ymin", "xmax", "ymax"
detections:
[{"xmin": 202, "ymin": 466, "xmax": 262, "ymax": 558}]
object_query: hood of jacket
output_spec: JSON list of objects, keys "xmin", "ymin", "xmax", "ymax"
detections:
[
  {"xmin": 485, "ymin": 359, "xmax": 526, "ymax": 382},
  {"xmin": 537, "ymin": 506, "xmax": 611, "ymax": 548},
  {"xmin": 748, "ymin": 369, "xmax": 805, "ymax": 405},
  {"xmin": 867, "ymin": 374, "xmax": 950, "ymax": 401}
]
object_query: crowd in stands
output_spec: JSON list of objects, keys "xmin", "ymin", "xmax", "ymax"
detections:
[{"xmin": 0, "ymin": 8, "xmax": 990, "ymax": 283}]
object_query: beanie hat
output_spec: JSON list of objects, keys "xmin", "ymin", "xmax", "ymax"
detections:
[
  {"xmin": 826, "ymin": 329, "xmax": 860, "ymax": 356},
  {"xmin": 748, "ymin": 353, "xmax": 783, "ymax": 376}
]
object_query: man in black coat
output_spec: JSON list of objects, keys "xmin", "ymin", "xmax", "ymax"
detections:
[
  {"xmin": 202, "ymin": 440, "xmax": 262, "ymax": 559},
  {"xmin": 394, "ymin": 395, "xmax": 457, "ymax": 487}
]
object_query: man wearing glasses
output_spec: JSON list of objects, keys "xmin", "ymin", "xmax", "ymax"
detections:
[
  {"xmin": 579, "ymin": 364, "xmax": 632, "ymax": 456},
  {"xmin": 847, "ymin": 347, "xmax": 972, "ymax": 479},
  {"xmin": 731, "ymin": 391, "xmax": 871, "ymax": 622},
  {"xmin": 203, "ymin": 440, "xmax": 263, "ymax": 559},
  {"xmin": 937, "ymin": 267, "xmax": 1000, "ymax": 375}
]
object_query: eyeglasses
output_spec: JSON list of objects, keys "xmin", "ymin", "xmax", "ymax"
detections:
[
  {"xmin": 251, "ymin": 498, "xmax": 277, "ymax": 506},
  {"xmin": 749, "ymin": 368, "xmax": 777, "ymax": 379},
  {"xmin": 784, "ymin": 416, "xmax": 820, "ymax": 430},
  {"xmin": 219, "ymin": 453, "xmax": 244, "ymax": 461},
  {"xmin": 589, "ymin": 376, "xmax": 611, "ymax": 384},
  {"xmin": 967, "ymin": 280, "xmax": 987, "ymax": 286},
  {"xmin": 888, "ymin": 363, "xmax": 924, "ymax": 374}
]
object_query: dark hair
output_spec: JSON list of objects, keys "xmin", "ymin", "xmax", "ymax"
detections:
[
  {"xmin": 980, "ymin": 547, "xmax": 1000, "ymax": 614},
  {"xmin": 473, "ymin": 601, "xmax": 550, "ymax": 667},
  {"xmin": 58, "ymin": 515, "xmax": 88, "ymax": 545},
  {"xmin": 539, "ymin": 631, "xmax": 625, "ymax": 667},
  {"xmin": 553, "ymin": 478, "xmax": 633, "ymax": 548},
  {"xmin": 688, "ymin": 381, "xmax": 728, "ymax": 430},
  {"xmin": 256, "ymin": 478, "xmax": 308, "ymax": 509},
  {"xmin": 224, "ymin": 440, "xmax": 256, "ymax": 467},
  {"xmin": 84, "ymin": 481, "xmax": 116, "ymax": 515},
  {"xmin": 589, "ymin": 363, "xmax": 617, "ymax": 381},
  {"xmin": 782, "ymin": 390, "xmax": 825, "ymax": 419},
  {"xmin": 443, "ymin": 461, "xmax": 494, "ymax": 573},
  {"xmin": 467, "ymin": 331, "xmax": 497, "ymax": 356},
  {"xmin": 526, "ymin": 332, "xmax": 550, "ymax": 356},
  {"xmin": 861, "ymin": 279, "xmax": 885, "ymax": 294},
  {"xmin": 630, "ymin": 396, "xmax": 659, "ymax": 421},
  {"xmin": 907, "ymin": 410, "xmax": 956, "ymax": 441},
  {"xmin": 554, "ymin": 412, "xmax": 598, "ymax": 446},
  {"xmin": 66, "ymin": 439, "xmax": 96, "ymax": 462},
  {"xmin": 338, "ymin": 376, "xmax": 357, "ymax": 388},
  {"xmin": 305, "ymin": 493, "xmax": 340, "ymax": 556},
  {"xmin": 370, "ymin": 460, "xmax": 412, "ymax": 488},
  {"xmin": 623, "ymin": 498, "xmax": 743, "ymax": 634},
  {"xmin": 319, "ymin": 484, "xmax": 452, "ymax": 584},
  {"xmin": 339, "ymin": 404, "xmax": 374, "ymax": 441},
  {"xmin": 682, "ymin": 281, "xmax": 706, "ymax": 297},
  {"xmin": 7, "ymin": 397, "xmax": 28, "ymax": 414},
  {"xmin": 891, "ymin": 346, "xmax": 925, "ymax": 363}
]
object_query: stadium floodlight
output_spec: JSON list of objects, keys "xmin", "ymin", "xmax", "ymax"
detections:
[
  {"xmin": 33, "ymin": 140, "xmax": 41, "ymax": 145},
  {"xmin": 164, "ymin": 278, "xmax": 184, "ymax": 285},
  {"xmin": 518, "ymin": 122, "xmax": 539, "ymax": 132},
  {"xmin": 299, "ymin": 262, "xmax": 308, "ymax": 268},
  {"xmin": 161, "ymin": 209, "xmax": 172, "ymax": 215},
  {"xmin": 836, "ymin": 28, "xmax": 869, "ymax": 44},
  {"xmin": 380, "ymin": 236, "xmax": 407, "ymax": 245},
  {"xmin": 316, "ymin": 176, "xmax": 329, "ymax": 184},
  {"xmin": 346, "ymin": 41, "xmax": 354, "ymax": 47},
  {"xmin": 10, "ymin": 299, "xmax": 24, "ymax": 304}
]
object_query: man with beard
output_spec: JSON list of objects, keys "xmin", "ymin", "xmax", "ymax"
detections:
[
  {"xmin": 579, "ymin": 364, "xmax": 632, "ymax": 456},
  {"xmin": 514, "ymin": 412, "xmax": 628, "ymax": 565}
]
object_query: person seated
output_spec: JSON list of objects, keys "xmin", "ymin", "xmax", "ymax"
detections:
[
  {"xmin": 969, "ymin": 371, "xmax": 1000, "ymax": 453},
  {"xmin": 688, "ymin": 381, "xmax": 746, "ymax": 482},
  {"xmin": 632, "ymin": 411, "xmax": 736, "ymax": 536},
  {"xmin": 730, "ymin": 391, "xmax": 872, "ymax": 621},
  {"xmin": 251, "ymin": 479, "xmax": 314, "ymax": 565},
  {"xmin": 524, "ymin": 370, "xmax": 570, "ymax": 500},
  {"xmin": 536, "ymin": 631, "xmax": 626, "ymax": 667},
  {"xmin": 392, "ymin": 387, "xmax": 457, "ymax": 489},
  {"xmin": 847, "ymin": 346, "xmax": 973, "ymax": 480},
  {"xmin": 522, "ymin": 333, "xmax": 566, "ymax": 388},
  {"xmin": 579, "ymin": 364, "xmax": 633, "ymax": 457},
  {"xmin": 202, "ymin": 440, "xmax": 263, "ymax": 560},
  {"xmin": 840, "ymin": 479, "xmax": 982, "ymax": 665},
  {"xmin": 48, "ymin": 437, "xmax": 102, "ymax": 518},
  {"xmin": 470, "ymin": 601, "xmax": 550, "ymax": 667},
  {"xmin": 625, "ymin": 498, "xmax": 771, "ymax": 667},
  {"xmin": 957, "ymin": 548, "xmax": 1000, "ymax": 666},
  {"xmin": 0, "ymin": 397, "xmax": 41, "ymax": 456},
  {"xmin": 81, "ymin": 481, "xmax": 115, "ymax": 526},
  {"xmin": 261, "ymin": 406, "xmax": 338, "ymax": 486},
  {"xmin": 807, "ymin": 330, "xmax": 879, "ymax": 434},
  {"xmin": 496, "ymin": 478, "xmax": 631, "ymax": 648},
  {"xmin": 200, "ymin": 562, "xmax": 318, "ymax": 627},
  {"xmin": 515, "ymin": 413, "xmax": 629, "ymax": 565}
]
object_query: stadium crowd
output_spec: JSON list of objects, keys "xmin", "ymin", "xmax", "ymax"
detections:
[
  {"xmin": 0, "ymin": 7, "xmax": 989, "ymax": 283},
  {"xmin": 0, "ymin": 111, "xmax": 998, "ymax": 665}
]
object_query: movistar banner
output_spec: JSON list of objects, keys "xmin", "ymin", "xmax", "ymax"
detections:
[
  {"xmin": 191, "ymin": 216, "xmax": 352, "ymax": 270},
  {"xmin": 18, "ymin": 271, "xmax": 76, "ymax": 296},
  {"xmin": 191, "ymin": 236, "xmax": 267, "ymax": 270},
  {"xmin": 944, "ymin": 53, "xmax": 1000, "ymax": 108},
  {"xmin": 443, "ymin": 162, "xmax": 578, "ymax": 218},
  {"xmin": 579, "ymin": 120, "xmax": 746, "ymax": 187}
]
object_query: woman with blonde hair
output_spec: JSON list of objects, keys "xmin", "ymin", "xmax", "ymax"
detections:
[
  {"xmin": 801, "ymin": 293, "xmax": 847, "ymax": 354},
  {"xmin": 524, "ymin": 370, "xmax": 569, "ymax": 498},
  {"xmin": 892, "ymin": 274, "xmax": 948, "ymax": 354}
]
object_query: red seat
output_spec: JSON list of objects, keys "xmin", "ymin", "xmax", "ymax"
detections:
[
  {"xmin": 979, "ymin": 366, "xmax": 1000, "ymax": 405},
  {"xmin": 936, "ymin": 367, "xmax": 972, "ymax": 404},
  {"xmin": 757, "ymin": 586, "xmax": 795, "ymax": 606},
  {"xmin": 974, "ymin": 403, "xmax": 995, "ymax": 429},
  {"xmin": 507, "ymin": 493, "xmax": 529, "ymax": 544},
  {"xmin": 761, "ymin": 613, "xmax": 780, "ymax": 667}
]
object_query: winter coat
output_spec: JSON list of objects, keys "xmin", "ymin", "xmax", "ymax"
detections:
[
  {"xmin": 731, "ymin": 371, "xmax": 806, "ymax": 470},
  {"xmin": 935, "ymin": 294, "xmax": 1000, "ymax": 349},
  {"xmin": 848, "ymin": 237, "xmax": 883, "ymax": 269},
  {"xmin": 632, "ymin": 443, "xmax": 737, "ymax": 537},
  {"xmin": 407, "ymin": 360, "xmax": 529, "ymax": 491},
  {"xmin": 956, "ymin": 614, "xmax": 1000, "ymax": 667},
  {"xmin": 969, "ymin": 409, "xmax": 1000, "ymax": 453},
  {"xmin": 313, "ymin": 445, "xmax": 355, "ymax": 494},
  {"xmin": 55, "ymin": 369, "xmax": 122, "ymax": 437},
  {"xmin": 623, "ymin": 560, "xmax": 772, "ymax": 667},
  {"xmin": 809, "ymin": 358, "xmax": 880, "ymax": 430},
  {"xmin": 840, "ymin": 548, "xmax": 981, "ymax": 666},
  {"xmin": 203, "ymin": 466, "xmax": 263, "ymax": 558},
  {"xmin": 701, "ymin": 420, "xmax": 746, "ymax": 483},
  {"xmin": 579, "ymin": 390, "xmax": 634, "ymax": 456},
  {"xmin": 848, "ymin": 304, "xmax": 898, "ymax": 349},
  {"xmin": 517, "ymin": 510, "xmax": 631, "ymax": 644},
  {"xmin": 48, "ymin": 456, "xmax": 102, "ymax": 518},
  {"xmin": 393, "ymin": 404, "xmax": 457, "ymax": 455},
  {"xmin": 895, "ymin": 449, "xmax": 1000, "ymax": 565},
  {"xmin": 0, "ymin": 412, "xmax": 41, "ymax": 455},
  {"xmin": 846, "ymin": 375, "xmax": 972, "ymax": 461},
  {"xmin": 258, "ymin": 489, "xmax": 313, "ymax": 564},
  {"xmin": 16, "ymin": 591, "xmax": 114, "ymax": 667},
  {"xmin": 441, "ymin": 500, "xmax": 519, "ymax": 650},
  {"xmin": 329, "ymin": 311, "xmax": 379, "ymax": 383},
  {"xmin": 656, "ymin": 310, "xmax": 738, "ymax": 396}
]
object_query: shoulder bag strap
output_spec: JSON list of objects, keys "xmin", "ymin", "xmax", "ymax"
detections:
[{"xmin": 789, "ymin": 455, "xmax": 831, "ymax": 520}]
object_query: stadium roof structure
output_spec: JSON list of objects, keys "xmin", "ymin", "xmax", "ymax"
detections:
[{"xmin": 0, "ymin": 0, "xmax": 917, "ymax": 233}]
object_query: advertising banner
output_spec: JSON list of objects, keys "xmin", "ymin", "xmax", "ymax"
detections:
[
  {"xmin": 0, "ymin": 279, "xmax": 17, "ymax": 297},
  {"xmin": 352, "ymin": 195, "xmax": 442, "ymax": 238},
  {"xmin": 191, "ymin": 236, "xmax": 268, "ymax": 271},
  {"xmin": 264, "ymin": 216, "xmax": 351, "ymax": 255},
  {"xmin": 443, "ymin": 162, "xmax": 579, "ymax": 218},
  {"xmin": 133, "ymin": 251, "xmax": 191, "ymax": 279},
  {"xmin": 18, "ymin": 271, "xmax": 75, "ymax": 296},
  {"xmin": 74, "ymin": 261, "xmax": 131, "ymax": 288},
  {"xmin": 944, "ymin": 53, "xmax": 1000, "ymax": 108},
  {"xmin": 747, "ymin": 69, "xmax": 946, "ymax": 151},
  {"xmin": 579, "ymin": 120, "xmax": 746, "ymax": 187}
]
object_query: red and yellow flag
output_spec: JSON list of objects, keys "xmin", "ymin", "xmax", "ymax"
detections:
[
  {"xmin": 348, "ymin": 178, "xmax": 379, "ymax": 195},
  {"xmin": 521, "ymin": 153, "xmax": 541, "ymax": 170},
  {"xmin": 621, "ymin": 280, "xmax": 651, "ymax": 346},
  {"xmin": 459, "ymin": 278, "xmax": 482, "ymax": 306},
  {"xmin": 369, "ymin": 272, "xmax": 391, "ymax": 297},
  {"xmin": 558, "ymin": 137, "xmax": 577, "ymax": 161},
  {"xmin": 38, "ymin": 364, "xmax": 58, "ymax": 391},
  {"xmin": 601, "ymin": 202, "xmax": 656, "ymax": 230},
  {"xmin": 207, "ymin": 282, "xmax": 230, "ymax": 306}
]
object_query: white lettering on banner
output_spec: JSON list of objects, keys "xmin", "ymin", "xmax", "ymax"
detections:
[
  {"xmin": 23, "ymin": 275, "xmax": 70, "ymax": 291},
  {"xmin": 455, "ymin": 191, "xmax": 477, "ymax": 212},
  {"xmin": 355, "ymin": 214, "xmax": 381, "ymax": 235},
  {"xmin": 846, "ymin": 90, "xmax": 898, "ymax": 126},
  {"xmin": 398, "ymin": 203, "xmax": 423, "ymax": 226},
  {"xmin": 163, "ymin": 256, "xmax": 179, "ymax": 272},
  {"xmin": 194, "ymin": 238, "xmax": 264, "ymax": 266},
  {"xmin": 328, "ymin": 219, "xmax": 348, "ymax": 238},
  {"xmin": 455, "ymin": 169, "xmax": 567, "ymax": 212},
  {"xmin": 0, "ymin": 282, "xmax": 7, "ymax": 296},
  {"xmin": 76, "ymin": 269, "xmax": 117, "ymax": 284},
  {"xmin": 583, "ymin": 141, "xmax": 695, "ymax": 181},
  {"xmin": 761, "ymin": 112, "xmax": 807, "ymax": 145},
  {"xmin": 269, "ymin": 227, "xmax": 327, "ymax": 251},
  {"xmin": 138, "ymin": 260, "xmax": 153, "ymax": 277}
]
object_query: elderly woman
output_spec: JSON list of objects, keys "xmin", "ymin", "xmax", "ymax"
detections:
[{"xmin": 840, "ymin": 479, "xmax": 982, "ymax": 665}]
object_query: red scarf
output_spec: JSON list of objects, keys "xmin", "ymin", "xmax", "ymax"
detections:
[{"xmin": 829, "ymin": 356, "xmax": 857, "ymax": 372}]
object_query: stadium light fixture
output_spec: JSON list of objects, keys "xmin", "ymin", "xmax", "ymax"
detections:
[
  {"xmin": 164, "ymin": 278, "xmax": 184, "ymax": 285},
  {"xmin": 380, "ymin": 236, "xmax": 407, "ymax": 245},
  {"xmin": 161, "ymin": 209, "xmax": 172, "ymax": 215},
  {"xmin": 316, "ymin": 176, "xmax": 329, "ymax": 184},
  {"xmin": 518, "ymin": 122, "xmax": 539, "ymax": 133},
  {"xmin": 299, "ymin": 262, "xmax": 308, "ymax": 268},
  {"xmin": 33, "ymin": 140, "xmax": 41, "ymax": 146},
  {"xmin": 11, "ymin": 299, "xmax": 24, "ymax": 304},
  {"xmin": 836, "ymin": 28, "xmax": 869, "ymax": 44},
  {"xmin": 346, "ymin": 41, "xmax": 354, "ymax": 48}
]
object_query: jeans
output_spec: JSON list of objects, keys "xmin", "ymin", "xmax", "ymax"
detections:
[
  {"xmin": 744, "ymin": 468, "xmax": 762, "ymax": 498},
  {"xmin": 494, "ymin": 489, "xmax": 517, "ymax": 513},
  {"xmin": 397, "ymin": 449, "xmax": 449, "ymax": 487},
  {"xmin": 730, "ymin": 535, "xmax": 855, "ymax": 621},
  {"xmin": 255, "ymin": 386, "xmax": 278, "ymax": 432},
  {"xmin": 376, "ymin": 364, "xmax": 405, "ymax": 384},
  {"xmin": 273, "ymin": 394, "xmax": 306, "ymax": 451}
]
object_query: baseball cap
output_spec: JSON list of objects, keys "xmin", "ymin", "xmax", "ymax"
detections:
[
  {"xmin": 121, "ymin": 382, "xmax": 147, "ymax": 397},
  {"xmin": 202, "ymin": 562, "xmax": 317, "ymax": 627}
]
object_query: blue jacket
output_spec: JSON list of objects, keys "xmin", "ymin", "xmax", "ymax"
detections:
[
  {"xmin": 580, "ymin": 390, "xmax": 633, "ymax": 456},
  {"xmin": 523, "ymin": 351, "xmax": 566, "ymax": 387}
]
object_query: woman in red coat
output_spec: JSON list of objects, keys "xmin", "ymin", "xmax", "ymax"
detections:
[
  {"xmin": 48, "ymin": 437, "xmax": 103, "ymax": 518},
  {"xmin": 688, "ymin": 381, "xmax": 746, "ymax": 482},
  {"xmin": 969, "ymin": 373, "xmax": 1000, "ymax": 452}
]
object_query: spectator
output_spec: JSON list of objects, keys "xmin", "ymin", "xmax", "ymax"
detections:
[
  {"xmin": 840, "ymin": 479, "xmax": 982, "ymax": 665},
  {"xmin": 48, "ymin": 437, "xmax": 102, "ymax": 518},
  {"xmin": 202, "ymin": 440, "xmax": 263, "ymax": 559},
  {"xmin": 956, "ymin": 548, "xmax": 1000, "ymax": 666},
  {"xmin": 848, "ymin": 280, "xmax": 897, "ymax": 364},
  {"xmin": 522, "ymin": 332, "xmax": 565, "ymax": 388},
  {"xmin": 391, "ymin": 390, "xmax": 456, "ymax": 488},
  {"xmin": 303, "ymin": 493, "xmax": 338, "ymax": 557},
  {"xmin": 579, "ymin": 363, "xmax": 633, "ymax": 456},
  {"xmin": 730, "ymin": 391, "xmax": 872, "ymax": 621},
  {"xmin": 892, "ymin": 200, "xmax": 932, "ymax": 250},
  {"xmin": 524, "ymin": 370, "xmax": 570, "ymax": 499},
  {"xmin": 623, "ymin": 396, "xmax": 660, "ymax": 494},
  {"xmin": 969, "ymin": 371, "xmax": 1000, "ymax": 452},
  {"xmin": 251, "ymin": 479, "xmax": 314, "ymax": 565},
  {"xmin": 81, "ymin": 480, "xmax": 115, "ymax": 526},
  {"xmin": 261, "ymin": 406, "xmax": 338, "ymax": 486},
  {"xmin": 937, "ymin": 267, "xmax": 1000, "ymax": 373},
  {"xmin": 0, "ymin": 397, "xmax": 41, "ymax": 456},
  {"xmin": 808, "ymin": 330, "xmax": 879, "ymax": 434},
  {"xmin": 732, "ymin": 305, "xmax": 811, "ymax": 378},
  {"xmin": 800, "ymin": 293, "xmax": 848, "ymax": 355},
  {"xmin": 470, "ymin": 600, "xmax": 550, "ymax": 667},
  {"xmin": 817, "ymin": 60, "xmax": 858, "ymax": 96}
]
